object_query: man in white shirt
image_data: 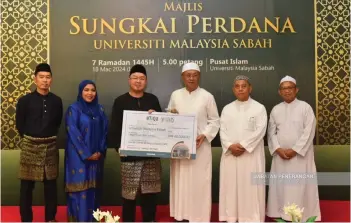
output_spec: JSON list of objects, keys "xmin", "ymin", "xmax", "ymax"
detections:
[
  {"xmin": 168, "ymin": 62, "xmax": 220, "ymax": 222},
  {"xmin": 219, "ymin": 75, "xmax": 267, "ymax": 222},
  {"xmin": 267, "ymin": 75, "xmax": 321, "ymax": 221}
]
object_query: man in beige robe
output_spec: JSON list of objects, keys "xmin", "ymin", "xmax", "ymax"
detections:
[
  {"xmin": 219, "ymin": 75, "xmax": 267, "ymax": 222},
  {"xmin": 167, "ymin": 62, "xmax": 220, "ymax": 222},
  {"xmin": 267, "ymin": 76, "xmax": 321, "ymax": 221}
]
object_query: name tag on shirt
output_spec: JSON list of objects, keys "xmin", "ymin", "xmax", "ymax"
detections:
[{"xmin": 247, "ymin": 117, "xmax": 256, "ymax": 131}]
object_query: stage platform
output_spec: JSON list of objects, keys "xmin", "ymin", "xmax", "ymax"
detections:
[{"xmin": 1, "ymin": 200, "xmax": 350, "ymax": 222}]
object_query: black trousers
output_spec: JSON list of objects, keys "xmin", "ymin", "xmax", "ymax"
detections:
[
  {"xmin": 122, "ymin": 193, "xmax": 158, "ymax": 222},
  {"xmin": 19, "ymin": 178, "xmax": 57, "ymax": 222}
]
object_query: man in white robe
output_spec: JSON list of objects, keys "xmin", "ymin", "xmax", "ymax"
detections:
[
  {"xmin": 167, "ymin": 62, "xmax": 220, "ymax": 222},
  {"xmin": 219, "ymin": 75, "xmax": 267, "ymax": 222},
  {"xmin": 267, "ymin": 76, "xmax": 321, "ymax": 221}
]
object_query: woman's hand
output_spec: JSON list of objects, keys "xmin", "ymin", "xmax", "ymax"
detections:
[{"xmin": 87, "ymin": 152, "xmax": 100, "ymax": 160}]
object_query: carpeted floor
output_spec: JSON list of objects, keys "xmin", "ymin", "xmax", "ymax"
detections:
[{"xmin": 1, "ymin": 201, "xmax": 350, "ymax": 222}]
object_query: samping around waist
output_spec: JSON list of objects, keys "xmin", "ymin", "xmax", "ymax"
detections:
[{"xmin": 23, "ymin": 134, "xmax": 57, "ymax": 144}]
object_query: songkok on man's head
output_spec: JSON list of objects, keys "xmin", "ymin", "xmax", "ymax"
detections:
[
  {"xmin": 130, "ymin": 64, "xmax": 147, "ymax": 76},
  {"xmin": 35, "ymin": 63, "xmax": 52, "ymax": 75},
  {"xmin": 182, "ymin": 62, "xmax": 200, "ymax": 73},
  {"xmin": 280, "ymin": 75, "xmax": 296, "ymax": 85},
  {"xmin": 234, "ymin": 75, "xmax": 250, "ymax": 84}
]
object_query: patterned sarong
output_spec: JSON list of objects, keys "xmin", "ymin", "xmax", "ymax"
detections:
[
  {"xmin": 18, "ymin": 135, "xmax": 59, "ymax": 181},
  {"xmin": 121, "ymin": 159, "xmax": 162, "ymax": 200}
]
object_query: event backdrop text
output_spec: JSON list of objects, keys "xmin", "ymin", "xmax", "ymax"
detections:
[
  {"xmin": 49, "ymin": 0, "xmax": 315, "ymax": 148},
  {"xmin": 1, "ymin": 0, "xmax": 349, "ymax": 149}
]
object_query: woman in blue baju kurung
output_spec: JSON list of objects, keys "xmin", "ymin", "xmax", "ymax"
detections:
[{"xmin": 64, "ymin": 80, "xmax": 108, "ymax": 222}]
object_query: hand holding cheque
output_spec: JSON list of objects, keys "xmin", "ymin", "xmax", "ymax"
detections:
[{"xmin": 119, "ymin": 110, "xmax": 197, "ymax": 159}]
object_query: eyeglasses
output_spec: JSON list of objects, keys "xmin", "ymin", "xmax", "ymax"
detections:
[
  {"xmin": 130, "ymin": 76, "xmax": 146, "ymax": 81},
  {"xmin": 184, "ymin": 74, "xmax": 199, "ymax": 79},
  {"xmin": 279, "ymin": 86, "xmax": 296, "ymax": 91}
]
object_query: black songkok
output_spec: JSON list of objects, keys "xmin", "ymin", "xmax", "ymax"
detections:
[
  {"xmin": 35, "ymin": 63, "xmax": 52, "ymax": 75},
  {"xmin": 129, "ymin": 64, "xmax": 147, "ymax": 76}
]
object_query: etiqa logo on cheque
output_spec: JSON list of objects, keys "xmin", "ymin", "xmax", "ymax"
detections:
[{"xmin": 146, "ymin": 116, "xmax": 158, "ymax": 121}]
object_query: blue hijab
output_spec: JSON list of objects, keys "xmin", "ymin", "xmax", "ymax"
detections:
[{"xmin": 77, "ymin": 80, "xmax": 100, "ymax": 118}]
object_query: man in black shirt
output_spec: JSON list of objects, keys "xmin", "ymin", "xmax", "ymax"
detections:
[
  {"xmin": 109, "ymin": 64, "xmax": 162, "ymax": 222},
  {"xmin": 15, "ymin": 63, "xmax": 63, "ymax": 222}
]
